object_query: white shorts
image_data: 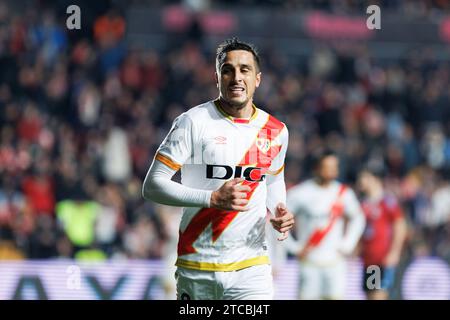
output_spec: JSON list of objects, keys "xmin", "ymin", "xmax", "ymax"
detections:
[
  {"xmin": 175, "ymin": 264, "xmax": 273, "ymax": 300},
  {"xmin": 298, "ymin": 259, "xmax": 346, "ymax": 300}
]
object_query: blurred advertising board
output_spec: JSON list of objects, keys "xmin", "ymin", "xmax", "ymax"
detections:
[{"xmin": 0, "ymin": 257, "xmax": 448, "ymax": 300}]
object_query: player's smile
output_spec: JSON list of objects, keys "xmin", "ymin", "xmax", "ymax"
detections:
[{"xmin": 229, "ymin": 85, "xmax": 245, "ymax": 97}]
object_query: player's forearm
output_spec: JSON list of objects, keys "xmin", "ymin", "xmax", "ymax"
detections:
[
  {"xmin": 388, "ymin": 217, "xmax": 407, "ymax": 257},
  {"xmin": 340, "ymin": 213, "xmax": 366, "ymax": 254},
  {"xmin": 266, "ymin": 174, "xmax": 286, "ymax": 215},
  {"xmin": 142, "ymin": 159, "xmax": 212, "ymax": 208}
]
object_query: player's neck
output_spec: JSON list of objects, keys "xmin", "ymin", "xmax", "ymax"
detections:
[
  {"xmin": 217, "ymin": 97, "xmax": 254, "ymax": 119},
  {"xmin": 314, "ymin": 177, "xmax": 333, "ymax": 188}
]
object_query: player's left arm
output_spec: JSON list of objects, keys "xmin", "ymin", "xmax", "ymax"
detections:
[
  {"xmin": 266, "ymin": 124, "xmax": 294, "ymax": 241},
  {"xmin": 339, "ymin": 188, "xmax": 366, "ymax": 255}
]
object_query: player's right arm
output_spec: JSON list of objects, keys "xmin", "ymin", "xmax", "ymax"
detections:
[
  {"xmin": 142, "ymin": 113, "xmax": 250, "ymax": 210},
  {"xmin": 142, "ymin": 156, "xmax": 212, "ymax": 207},
  {"xmin": 339, "ymin": 188, "xmax": 366, "ymax": 255},
  {"xmin": 142, "ymin": 113, "xmax": 211, "ymax": 207}
]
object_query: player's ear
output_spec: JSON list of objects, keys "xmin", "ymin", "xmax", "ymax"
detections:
[
  {"xmin": 215, "ymin": 71, "xmax": 219, "ymax": 88},
  {"xmin": 255, "ymin": 72, "xmax": 261, "ymax": 88}
]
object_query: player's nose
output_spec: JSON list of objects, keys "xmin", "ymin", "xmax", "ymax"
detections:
[{"xmin": 231, "ymin": 69, "xmax": 244, "ymax": 82}]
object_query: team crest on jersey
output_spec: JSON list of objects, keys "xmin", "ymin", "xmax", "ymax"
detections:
[{"xmin": 256, "ymin": 138, "xmax": 271, "ymax": 153}]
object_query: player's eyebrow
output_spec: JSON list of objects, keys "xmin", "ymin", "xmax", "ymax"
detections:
[
  {"xmin": 240, "ymin": 64, "xmax": 253, "ymax": 70},
  {"xmin": 220, "ymin": 63, "xmax": 254, "ymax": 70}
]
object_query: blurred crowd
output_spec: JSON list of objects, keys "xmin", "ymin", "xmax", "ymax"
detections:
[
  {"xmin": 161, "ymin": 0, "xmax": 450, "ymax": 18},
  {"xmin": 232, "ymin": 0, "xmax": 450, "ymax": 15},
  {"xmin": 134, "ymin": 0, "xmax": 450, "ymax": 16},
  {"xmin": 0, "ymin": 0, "xmax": 449, "ymax": 265}
]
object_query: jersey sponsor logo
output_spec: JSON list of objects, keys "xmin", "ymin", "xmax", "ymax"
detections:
[{"xmin": 206, "ymin": 164, "xmax": 266, "ymax": 182}]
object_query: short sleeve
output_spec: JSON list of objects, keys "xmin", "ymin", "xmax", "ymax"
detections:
[{"xmin": 156, "ymin": 113, "xmax": 194, "ymax": 171}]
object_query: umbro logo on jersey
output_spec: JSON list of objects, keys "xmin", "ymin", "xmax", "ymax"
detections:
[
  {"xmin": 256, "ymin": 138, "xmax": 271, "ymax": 153},
  {"xmin": 214, "ymin": 136, "xmax": 227, "ymax": 144}
]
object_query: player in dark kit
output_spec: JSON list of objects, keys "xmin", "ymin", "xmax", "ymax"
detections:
[{"xmin": 357, "ymin": 168, "xmax": 407, "ymax": 300}]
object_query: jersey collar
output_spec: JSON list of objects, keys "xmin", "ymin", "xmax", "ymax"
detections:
[{"xmin": 213, "ymin": 99, "xmax": 258, "ymax": 124}]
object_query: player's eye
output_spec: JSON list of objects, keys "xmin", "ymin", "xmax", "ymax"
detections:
[{"xmin": 221, "ymin": 66, "xmax": 233, "ymax": 74}]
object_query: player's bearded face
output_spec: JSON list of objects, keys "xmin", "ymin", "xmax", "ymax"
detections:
[
  {"xmin": 216, "ymin": 50, "xmax": 261, "ymax": 108},
  {"xmin": 318, "ymin": 156, "xmax": 339, "ymax": 182},
  {"xmin": 358, "ymin": 172, "xmax": 375, "ymax": 193}
]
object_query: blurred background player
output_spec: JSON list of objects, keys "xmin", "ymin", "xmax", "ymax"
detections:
[
  {"xmin": 285, "ymin": 150, "xmax": 365, "ymax": 299},
  {"xmin": 357, "ymin": 167, "xmax": 407, "ymax": 300}
]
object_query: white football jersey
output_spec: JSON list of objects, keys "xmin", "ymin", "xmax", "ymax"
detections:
[
  {"xmin": 154, "ymin": 100, "xmax": 288, "ymax": 272},
  {"xmin": 286, "ymin": 179, "xmax": 365, "ymax": 265}
]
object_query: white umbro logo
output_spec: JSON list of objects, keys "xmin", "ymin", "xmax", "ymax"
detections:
[{"xmin": 214, "ymin": 136, "xmax": 227, "ymax": 144}]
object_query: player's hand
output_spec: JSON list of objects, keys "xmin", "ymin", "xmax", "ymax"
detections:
[
  {"xmin": 296, "ymin": 247, "xmax": 310, "ymax": 260},
  {"xmin": 270, "ymin": 203, "xmax": 294, "ymax": 241},
  {"xmin": 210, "ymin": 178, "xmax": 251, "ymax": 211}
]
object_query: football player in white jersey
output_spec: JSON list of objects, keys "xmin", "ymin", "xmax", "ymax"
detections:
[
  {"xmin": 285, "ymin": 150, "xmax": 365, "ymax": 300},
  {"xmin": 142, "ymin": 38, "xmax": 294, "ymax": 300}
]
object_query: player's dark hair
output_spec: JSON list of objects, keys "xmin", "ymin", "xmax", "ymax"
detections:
[
  {"xmin": 216, "ymin": 37, "xmax": 261, "ymax": 73},
  {"xmin": 311, "ymin": 149, "xmax": 338, "ymax": 170},
  {"xmin": 360, "ymin": 164, "xmax": 385, "ymax": 179}
]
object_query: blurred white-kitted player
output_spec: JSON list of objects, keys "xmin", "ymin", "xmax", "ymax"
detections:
[{"xmin": 285, "ymin": 150, "xmax": 365, "ymax": 300}]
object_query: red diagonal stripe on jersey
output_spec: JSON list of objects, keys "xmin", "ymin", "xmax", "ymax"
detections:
[
  {"xmin": 177, "ymin": 208, "xmax": 236, "ymax": 255},
  {"xmin": 178, "ymin": 115, "xmax": 285, "ymax": 256},
  {"xmin": 240, "ymin": 115, "xmax": 284, "ymax": 173}
]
